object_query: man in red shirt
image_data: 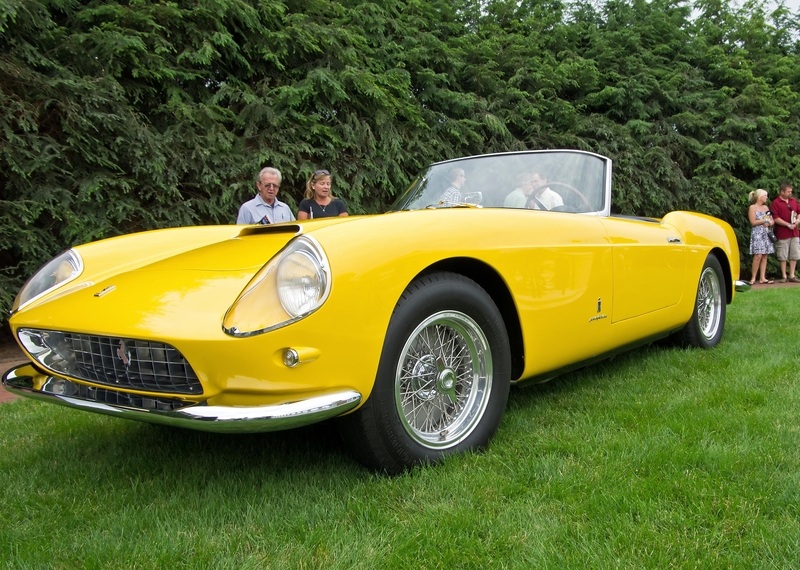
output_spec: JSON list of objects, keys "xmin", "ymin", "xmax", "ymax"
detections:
[{"xmin": 770, "ymin": 183, "xmax": 800, "ymax": 282}]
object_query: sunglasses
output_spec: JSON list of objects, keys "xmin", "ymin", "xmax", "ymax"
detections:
[{"xmin": 314, "ymin": 169, "xmax": 330, "ymax": 176}]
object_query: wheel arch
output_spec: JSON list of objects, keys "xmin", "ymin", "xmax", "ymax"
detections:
[
  {"xmin": 709, "ymin": 247, "xmax": 733, "ymax": 303},
  {"xmin": 413, "ymin": 257, "xmax": 524, "ymax": 381}
]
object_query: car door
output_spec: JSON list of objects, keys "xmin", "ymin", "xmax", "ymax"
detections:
[
  {"xmin": 497, "ymin": 211, "xmax": 615, "ymax": 376},
  {"xmin": 599, "ymin": 216, "xmax": 687, "ymax": 323}
]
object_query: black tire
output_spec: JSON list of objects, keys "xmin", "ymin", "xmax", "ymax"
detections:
[
  {"xmin": 338, "ymin": 272, "xmax": 511, "ymax": 473},
  {"xmin": 678, "ymin": 254, "xmax": 727, "ymax": 348}
]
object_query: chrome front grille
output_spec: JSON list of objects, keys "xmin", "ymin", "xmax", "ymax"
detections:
[
  {"xmin": 18, "ymin": 329, "xmax": 203, "ymax": 395},
  {"xmin": 42, "ymin": 377, "xmax": 196, "ymax": 411}
]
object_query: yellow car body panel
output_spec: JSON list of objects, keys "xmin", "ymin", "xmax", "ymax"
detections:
[{"xmin": 9, "ymin": 208, "xmax": 738, "ymax": 404}]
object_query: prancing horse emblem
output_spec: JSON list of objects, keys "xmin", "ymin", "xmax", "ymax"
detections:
[{"xmin": 117, "ymin": 340, "xmax": 131, "ymax": 367}]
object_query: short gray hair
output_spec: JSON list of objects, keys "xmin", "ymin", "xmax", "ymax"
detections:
[{"xmin": 258, "ymin": 167, "xmax": 282, "ymax": 184}]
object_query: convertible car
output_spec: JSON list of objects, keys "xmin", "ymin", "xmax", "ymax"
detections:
[{"xmin": 3, "ymin": 150, "xmax": 747, "ymax": 473}]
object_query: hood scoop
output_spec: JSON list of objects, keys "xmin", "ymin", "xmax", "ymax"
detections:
[{"xmin": 237, "ymin": 224, "xmax": 302, "ymax": 237}]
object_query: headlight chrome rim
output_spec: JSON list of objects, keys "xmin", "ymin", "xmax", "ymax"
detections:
[
  {"xmin": 11, "ymin": 249, "xmax": 84, "ymax": 314},
  {"xmin": 222, "ymin": 236, "xmax": 331, "ymax": 337}
]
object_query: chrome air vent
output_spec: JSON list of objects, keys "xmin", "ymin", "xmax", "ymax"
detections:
[
  {"xmin": 18, "ymin": 329, "xmax": 203, "ymax": 395},
  {"xmin": 41, "ymin": 376, "xmax": 197, "ymax": 411}
]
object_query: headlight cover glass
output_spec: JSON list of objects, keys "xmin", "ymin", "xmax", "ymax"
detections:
[
  {"xmin": 11, "ymin": 249, "xmax": 84, "ymax": 313},
  {"xmin": 223, "ymin": 236, "xmax": 331, "ymax": 337}
]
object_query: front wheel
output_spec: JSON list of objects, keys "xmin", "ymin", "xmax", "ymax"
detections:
[
  {"xmin": 678, "ymin": 254, "xmax": 727, "ymax": 348},
  {"xmin": 338, "ymin": 272, "xmax": 511, "ymax": 473}
]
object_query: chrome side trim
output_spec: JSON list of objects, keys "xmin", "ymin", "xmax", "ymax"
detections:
[
  {"xmin": 2, "ymin": 364, "xmax": 362, "ymax": 434},
  {"xmin": 734, "ymin": 280, "xmax": 752, "ymax": 293}
]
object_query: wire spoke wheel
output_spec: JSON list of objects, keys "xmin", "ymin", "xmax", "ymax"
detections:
[
  {"xmin": 337, "ymin": 272, "xmax": 510, "ymax": 473},
  {"xmin": 676, "ymin": 254, "xmax": 727, "ymax": 349},
  {"xmin": 697, "ymin": 265, "xmax": 722, "ymax": 340},
  {"xmin": 395, "ymin": 311, "xmax": 492, "ymax": 449}
]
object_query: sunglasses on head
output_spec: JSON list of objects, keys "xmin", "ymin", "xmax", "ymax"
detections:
[{"xmin": 314, "ymin": 169, "xmax": 330, "ymax": 176}]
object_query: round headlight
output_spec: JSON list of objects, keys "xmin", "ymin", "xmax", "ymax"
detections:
[
  {"xmin": 277, "ymin": 250, "xmax": 327, "ymax": 317},
  {"xmin": 12, "ymin": 249, "xmax": 83, "ymax": 313},
  {"xmin": 222, "ymin": 235, "xmax": 331, "ymax": 337}
]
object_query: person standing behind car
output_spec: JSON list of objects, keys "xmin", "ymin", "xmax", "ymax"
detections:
[
  {"xmin": 770, "ymin": 182, "xmax": 800, "ymax": 282},
  {"xmin": 237, "ymin": 167, "xmax": 296, "ymax": 224},
  {"xmin": 747, "ymin": 188, "xmax": 774, "ymax": 285},
  {"xmin": 297, "ymin": 169, "xmax": 349, "ymax": 219}
]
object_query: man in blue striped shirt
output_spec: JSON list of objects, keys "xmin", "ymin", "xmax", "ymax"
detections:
[{"xmin": 237, "ymin": 167, "xmax": 296, "ymax": 225}]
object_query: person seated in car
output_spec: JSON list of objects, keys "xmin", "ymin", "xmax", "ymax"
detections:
[
  {"xmin": 504, "ymin": 173, "xmax": 534, "ymax": 209},
  {"xmin": 440, "ymin": 168, "xmax": 466, "ymax": 203},
  {"xmin": 527, "ymin": 172, "xmax": 563, "ymax": 210}
]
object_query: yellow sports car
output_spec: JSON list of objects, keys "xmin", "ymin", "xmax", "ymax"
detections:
[{"xmin": 3, "ymin": 150, "xmax": 747, "ymax": 473}]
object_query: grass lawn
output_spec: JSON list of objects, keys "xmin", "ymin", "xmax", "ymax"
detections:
[{"xmin": 1, "ymin": 287, "xmax": 799, "ymax": 569}]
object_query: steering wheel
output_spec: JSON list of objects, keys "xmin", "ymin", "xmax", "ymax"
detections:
[{"xmin": 528, "ymin": 182, "xmax": 593, "ymax": 212}]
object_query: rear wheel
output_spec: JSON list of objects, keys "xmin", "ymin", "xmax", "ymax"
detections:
[
  {"xmin": 338, "ymin": 272, "xmax": 511, "ymax": 473},
  {"xmin": 678, "ymin": 254, "xmax": 726, "ymax": 348}
]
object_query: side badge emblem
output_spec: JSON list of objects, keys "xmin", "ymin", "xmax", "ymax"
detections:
[{"xmin": 590, "ymin": 297, "xmax": 608, "ymax": 322}]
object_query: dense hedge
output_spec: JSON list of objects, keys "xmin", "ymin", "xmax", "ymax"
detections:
[{"xmin": 3, "ymin": 0, "xmax": 800, "ymax": 322}]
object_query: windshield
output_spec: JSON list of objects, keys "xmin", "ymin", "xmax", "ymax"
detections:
[{"xmin": 391, "ymin": 150, "xmax": 608, "ymax": 214}]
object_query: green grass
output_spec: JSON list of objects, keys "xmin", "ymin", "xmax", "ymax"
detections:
[{"xmin": 2, "ymin": 288, "xmax": 800, "ymax": 569}]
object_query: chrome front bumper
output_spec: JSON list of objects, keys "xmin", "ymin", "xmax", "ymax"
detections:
[
  {"xmin": 2, "ymin": 363, "xmax": 362, "ymax": 433},
  {"xmin": 734, "ymin": 280, "xmax": 751, "ymax": 293}
]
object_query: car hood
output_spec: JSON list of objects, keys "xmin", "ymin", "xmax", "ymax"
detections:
[{"xmin": 11, "ymin": 224, "xmax": 317, "ymax": 341}]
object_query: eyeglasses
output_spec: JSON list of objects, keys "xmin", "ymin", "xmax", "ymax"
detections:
[
  {"xmin": 314, "ymin": 169, "xmax": 330, "ymax": 176},
  {"xmin": 260, "ymin": 183, "xmax": 280, "ymax": 190}
]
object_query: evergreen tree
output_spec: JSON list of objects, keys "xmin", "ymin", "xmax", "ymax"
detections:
[{"xmin": 4, "ymin": 0, "xmax": 800, "ymax": 322}]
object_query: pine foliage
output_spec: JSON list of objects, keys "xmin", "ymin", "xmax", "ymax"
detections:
[{"xmin": 3, "ymin": 0, "xmax": 800, "ymax": 321}]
